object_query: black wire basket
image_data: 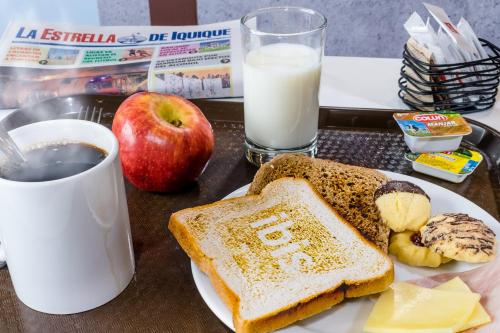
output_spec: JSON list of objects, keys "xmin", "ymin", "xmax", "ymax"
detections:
[{"xmin": 398, "ymin": 38, "xmax": 500, "ymax": 114}]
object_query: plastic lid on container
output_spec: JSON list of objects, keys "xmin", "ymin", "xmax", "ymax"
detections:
[
  {"xmin": 394, "ymin": 111, "xmax": 472, "ymax": 138},
  {"xmin": 405, "ymin": 148, "xmax": 483, "ymax": 175}
]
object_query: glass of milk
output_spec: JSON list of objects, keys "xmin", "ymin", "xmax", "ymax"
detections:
[{"xmin": 241, "ymin": 7, "xmax": 326, "ymax": 166}]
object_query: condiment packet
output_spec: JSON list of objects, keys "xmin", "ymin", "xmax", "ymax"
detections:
[
  {"xmin": 394, "ymin": 111, "xmax": 472, "ymax": 138},
  {"xmin": 420, "ymin": 4, "xmax": 486, "ymax": 103},
  {"xmin": 436, "ymin": 28, "xmax": 463, "ymax": 65},
  {"xmin": 435, "ymin": 28, "xmax": 464, "ymax": 101},
  {"xmin": 404, "ymin": 13, "xmax": 436, "ymax": 48},
  {"xmin": 405, "ymin": 148, "xmax": 483, "ymax": 183},
  {"xmin": 403, "ymin": 38, "xmax": 436, "ymax": 108},
  {"xmin": 425, "ymin": 4, "xmax": 475, "ymax": 103},
  {"xmin": 457, "ymin": 18, "xmax": 489, "ymax": 60},
  {"xmin": 457, "ymin": 17, "xmax": 489, "ymax": 91},
  {"xmin": 394, "ymin": 111, "xmax": 471, "ymax": 153},
  {"xmin": 402, "ymin": 10, "xmax": 469, "ymax": 105},
  {"xmin": 423, "ymin": 3, "xmax": 477, "ymax": 57},
  {"xmin": 402, "ymin": 4, "xmax": 492, "ymax": 108},
  {"xmin": 404, "ymin": 12, "xmax": 445, "ymax": 63}
]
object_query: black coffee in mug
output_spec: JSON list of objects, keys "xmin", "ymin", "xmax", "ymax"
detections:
[{"xmin": 0, "ymin": 142, "xmax": 107, "ymax": 182}]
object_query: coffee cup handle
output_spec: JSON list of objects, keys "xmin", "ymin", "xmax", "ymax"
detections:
[{"xmin": 0, "ymin": 241, "xmax": 5, "ymax": 268}]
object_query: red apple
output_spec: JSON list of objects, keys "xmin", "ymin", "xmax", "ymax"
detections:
[{"xmin": 112, "ymin": 92, "xmax": 214, "ymax": 192}]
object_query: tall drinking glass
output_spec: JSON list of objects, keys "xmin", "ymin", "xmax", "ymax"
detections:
[{"xmin": 241, "ymin": 7, "xmax": 327, "ymax": 166}]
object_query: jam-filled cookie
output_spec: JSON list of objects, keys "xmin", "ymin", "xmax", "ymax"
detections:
[
  {"xmin": 420, "ymin": 213, "xmax": 496, "ymax": 263},
  {"xmin": 389, "ymin": 231, "xmax": 451, "ymax": 267}
]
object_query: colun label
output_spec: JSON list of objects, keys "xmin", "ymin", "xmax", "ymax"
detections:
[{"xmin": 413, "ymin": 114, "xmax": 448, "ymax": 122}]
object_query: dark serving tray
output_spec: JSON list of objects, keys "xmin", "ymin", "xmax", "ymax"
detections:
[{"xmin": 0, "ymin": 95, "xmax": 498, "ymax": 332}]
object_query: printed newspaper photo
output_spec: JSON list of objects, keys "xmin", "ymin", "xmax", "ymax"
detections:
[{"xmin": 0, "ymin": 21, "xmax": 243, "ymax": 108}]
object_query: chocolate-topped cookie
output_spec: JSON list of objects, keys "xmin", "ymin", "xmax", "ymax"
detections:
[
  {"xmin": 374, "ymin": 180, "xmax": 430, "ymax": 200},
  {"xmin": 374, "ymin": 180, "xmax": 431, "ymax": 232},
  {"xmin": 420, "ymin": 213, "xmax": 496, "ymax": 263}
]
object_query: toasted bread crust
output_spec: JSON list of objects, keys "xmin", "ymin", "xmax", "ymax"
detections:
[
  {"xmin": 235, "ymin": 289, "xmax": 345, "ymax": 333},
  {"xmin": 169, "ymin": 215, "xmax": 240, "ymax": 310},
  {"xmin": 168, "ymin": 178, "xmax": 394, "ymax": 333},
  {"xmin": 248, "ymin": 154, "xmax": 390, "ymax": 252},
  {"xmin": 344, "ymin": 269, "xmax": 395, "ymax": 298}
]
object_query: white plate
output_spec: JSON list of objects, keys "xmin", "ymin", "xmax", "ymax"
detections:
[{"xmin": 191, "ymin": 171, "xmax": 500, "ymax": 332}]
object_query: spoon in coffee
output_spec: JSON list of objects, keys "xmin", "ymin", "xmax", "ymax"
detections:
[{"xmin": 0, "ymin": 125, "xmax": 27, "ymax": 167}]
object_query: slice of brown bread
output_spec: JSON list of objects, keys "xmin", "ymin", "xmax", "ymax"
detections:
[{"xmin": 248, "ymin": 154, "xmax": 390, "ymax": 252}]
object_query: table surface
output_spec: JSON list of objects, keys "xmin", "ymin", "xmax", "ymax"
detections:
[
  {"xmin": 0, "ymin": 58, "xmax": 498, "ymax": 333},
  {"xmin": 0, "ymin": 99, "xmax": 498, "ymax": 333},
  {"xmin": 0, "ymin": 56, "xmax": 498, "ymax": 131},
  {"xmin": 214, "ymin": 56, "xmax": 500, "ymax": 131},
  {"xmin": 319, "ymin": 57, "xmax": 500, "ymax": 132}
]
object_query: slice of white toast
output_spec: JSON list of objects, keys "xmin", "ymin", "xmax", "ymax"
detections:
[{"xmin": 169, "ymin": 178, "xmax": 394, "ymax": 333}]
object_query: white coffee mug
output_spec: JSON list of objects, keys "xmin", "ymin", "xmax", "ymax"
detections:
[{"xmin": 0, "ymin": 119, "xmax": 135, "ymax": 314}]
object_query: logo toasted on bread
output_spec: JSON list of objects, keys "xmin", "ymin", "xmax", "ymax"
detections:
[{"xmin": 221, "ymin": 203, "xmax": 352, "ymax": 280}]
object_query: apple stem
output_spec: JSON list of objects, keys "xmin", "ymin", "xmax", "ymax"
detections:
[{"xmin": 171, "ymin": 119, "xmax": 182, "ymax": 127}]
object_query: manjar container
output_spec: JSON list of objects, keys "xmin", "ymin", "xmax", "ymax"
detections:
[
  {"xmin": 394, "ymin": 112, "xmax": 472, "ymax": 153},
  {"xmin": 405, "ymin": 148, "xmax": 483, "ymax": 183}
]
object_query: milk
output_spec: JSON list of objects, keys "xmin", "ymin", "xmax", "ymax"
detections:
[{"xmin": 243, "ymin": 43, "xmax": 321, "ymax": 149}]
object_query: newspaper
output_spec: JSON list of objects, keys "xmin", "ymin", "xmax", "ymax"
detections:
[{"xmin": 0, "ymin": 20, "xmax": 243, "ymax": 108}]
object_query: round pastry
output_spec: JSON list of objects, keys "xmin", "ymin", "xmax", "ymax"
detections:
[
  {"xmin": 389, "ymin": 231, "xmax": 451, "ymax": 267},
  {"xmin": 374, "ymin": 180, "xmax": 431, "ymax": 232},
  {"xmin": 420, "ymin": 213, "xmax": 496, "ymax": 263}
]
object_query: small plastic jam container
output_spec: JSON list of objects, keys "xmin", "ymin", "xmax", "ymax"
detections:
[
  {"xmin": 394, "ymin": 111, "xmax": 472, "ymax": 153},
  {"xmin": 405, "ymin": 148, "xmax": 483, "ymax": 183}
]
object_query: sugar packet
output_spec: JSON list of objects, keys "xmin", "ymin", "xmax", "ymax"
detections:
[
  {"xmin": 457, "ymin": 17, "xmax": 489, "ymax": 60},
  {"xmin": 423, "ymin": 2, "xmax": 478, "ymax": 58}
]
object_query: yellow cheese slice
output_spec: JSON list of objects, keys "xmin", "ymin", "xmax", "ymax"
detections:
[
  {"xmin": 435, "ymin": 277, "xmax": 491, "ymax": 331},
  {"xmin": 364, "ymin": 282, "xmax": 480, "ymax": 333}
]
